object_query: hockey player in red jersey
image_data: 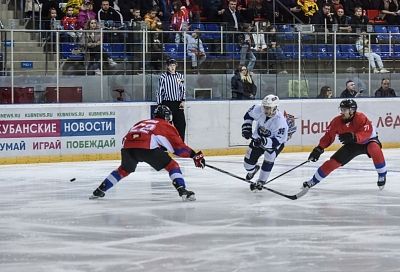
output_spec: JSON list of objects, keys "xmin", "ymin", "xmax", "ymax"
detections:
[
  {"xmin": 303, "ymin": 99, "xmax": 387, "ymax": 191},
  {"xmin": 90, "ymin": 105, "xmax": 205, "ymax": 201}
]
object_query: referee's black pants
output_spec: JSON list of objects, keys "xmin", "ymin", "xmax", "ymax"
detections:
[{"xmin": 162, "ymin": 100, "xmax": 186, "ymax": 141}]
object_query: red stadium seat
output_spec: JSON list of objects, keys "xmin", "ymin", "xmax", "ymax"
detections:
[{"xmin": 366, "ymin": 10, "xmax": 386, "ymax": 24}]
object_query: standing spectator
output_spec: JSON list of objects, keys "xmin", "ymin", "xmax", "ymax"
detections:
[
  {"xmin": 241, "ymin": 95, "xmax": 289, "ymax": 191},
  {"xmin": 375, "ymin": 78, "xmax": 397, "ymax": 97},
  {"xmin": 144, "ymin": 7, "xmax": 163, "ymax": 31},
  {"xmin": 239, "ymin": 23, "xmax": 256, "ymax": 72},
  {"xmin": 231, "ymin": 65, "xmax": 257, "ymax": 100},
  {"xmin": 170, "ymin": 0, "xmax": 190, "ymax": 43},
  {"xmin": 350, "ymin": 6, "xmax": 369, "ymax": 33},
  {"xmin": 266, "ymin": 25, "xmax": 287, "ymax": 74},
  {"xmin": 355, "ymin": 34, "xmax": 389, "ymax": 74},
  {"xmin": 77, "ymin": 0, "xmax": 97, "ymax": 30},
  {"xmin": 156, "ymin": 59, "xmax": 187, "ymax": 141},
  {"xmin": 62, "ymin": 6, "xmax": 79, "ymax": 42},
  {"xmin": 185, "ymin": 28, "xmax": 206, "ymax": 70},
  {"xmin": 127, "ymin": 7, "xmax": 144, "ymax": 73},
  {"xmin": 340, "ymin": 80, "xmax": 359, "ymax": 98},
  {"xmin": 89, "ymin": 105, "xmax": 205, "ymax": 201},
  {"xmin": 251, "ymin": 21, "xmax": 268, "ymax": 71},
  {"xmin": 97, "ymin": 0, "xmax": 124, "ymax": 43},
  {"xmin": 317, "ymin": 85, "xmax": 333, "ymax": 98},
  {"xmin": 303, "ymin": 99, "xmax": 387, "ymax": 193},
  {"xmin": 379, "ymin": 0, "xmax": 400, "ymax": 25},
  {"xmin": 221, "ymin": 0, "xmax": 242, "ymax": 43}
]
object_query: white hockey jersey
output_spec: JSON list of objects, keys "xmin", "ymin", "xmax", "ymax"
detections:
[{"xmin": 243, "ymin": 105, "xmax": 289, "ymax": 149}]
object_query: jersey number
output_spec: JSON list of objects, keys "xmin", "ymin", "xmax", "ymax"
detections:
[{"xmin": 130, "ymin": 123, "xmax": 156, "ymax": 134}]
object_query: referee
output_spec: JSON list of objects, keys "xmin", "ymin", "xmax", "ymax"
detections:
[{"xmin": 156, "ymin": 58, "xmax": 186, "ymax": 141}]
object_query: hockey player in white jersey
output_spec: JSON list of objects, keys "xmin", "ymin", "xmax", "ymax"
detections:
[{"xmin": 241, "ymin": 94, "xmax": 289, "ymax": 191}]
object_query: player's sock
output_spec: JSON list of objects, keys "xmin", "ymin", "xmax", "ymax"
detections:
[
  {"xmin": 90, "ymin": 166, "xmax": 129, "ymax": 198},
  {"xmin": 304, "ymin": 158, "xmax": 341, "ymax": 188},
  {"xmin": 367, "ymin": 142, "xmax": 387, "ymax": 189}
]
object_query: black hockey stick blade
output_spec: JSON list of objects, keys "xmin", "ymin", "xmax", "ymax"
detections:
[{"xmin": 205, "ymin": 163, "xmax": 307, "ymax": 200}]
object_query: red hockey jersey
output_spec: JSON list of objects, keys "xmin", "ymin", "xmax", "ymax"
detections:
[
  {"xmin": 123, "ymin": 118, "xmax": 193, "ymax": 158},
  {"xmin": 318, "ymin": 112, "xmax": 376, "ymax": 148}
]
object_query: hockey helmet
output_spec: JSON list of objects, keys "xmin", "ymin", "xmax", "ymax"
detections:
[
  {"xmin": 339, "ymin": 99, "xmax": 357, "ymax": 112},
  {"xmin": 153, "ymin": 105, "xmax": 173, "ymax": 122},
  {"xmin": 262, "ymin": 94, "xmax": 279, "ymax": 117}
]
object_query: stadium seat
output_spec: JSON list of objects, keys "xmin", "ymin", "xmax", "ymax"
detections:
[
  {"xmin": 387, "ymin": 26, "xmax": 400, "ymax": 43},
  {"xmin": 393, "ymin": 44, "xmax": 400, "ymax": 59},
  {"xmin": 302, "ymin": 45, "xmax": 315, "ymax": 59},
  {"xmin": 277, "ymin": 24, "xmax": 295, "ymax": 41},
  {"xmin": 374, "ymin": 25, "xmax": 388, "ymax": 43},
  {"xmin": 224, "ymin": 43, "xmax": 240, "ymax": 60},
  {"xmin": 315, "ymin": 44, "xmax": 333, "ymax": 60},
  {"xmin": 281, "ymin": 45, "xmax": 298, "ymax": 60},
  {"xmin": 377, "ymin": 44, "xmax": 393, "ymax": 59},
  {"xmin": 338, "ymin": 44, "xmax": 361, "ymax": 59},
  {"xmin": 163, "ymin": 43, "xmax": 185, "ymax": 60},
  {"xmin": 103, "ymin": 43, "xmax": 125, "ymax": 60},
  {"xmin": 60, "ymin": 43, "xmax": 84, "ymax": 61},
  {"xmin": 202, "ymin": 23, "xmax": 221, "ymax": 40},
  {"xmin": 366, "ymin": 10, "xmax": 386, "ymax": 24}
]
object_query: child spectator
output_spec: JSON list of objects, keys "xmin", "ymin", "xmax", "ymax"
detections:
[{"xmin": 62, "ymin": 6, "xmax": 79, "ymax": 42}]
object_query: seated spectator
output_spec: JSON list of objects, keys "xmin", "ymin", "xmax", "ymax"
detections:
[
  {"xmin": 239, "ymin": 23, "xmax": 256, "ymax": 72},
  {"xmin": 350, "ymin": 6, "xmax": 368, "ymax": 33},
  {"xmin": 317, "ymin": 86, "xmax": 333, "ymax": 98},
  {"xmin": 355, "ymin": 34, "xmax": 389, "ymax": 73},
  {"xmin": 379, "ymin": 0, "xmax": 400, "ymax": 25},
  {"xmin": 62, "ymin": 6, "xmax": 79, "ymax": 42},
  {"xmin": 311, "ymin": 3, "xmax": 335, "ymax": 32},
  {"xmin": 344, "ymin": 0, "xmax": 363, "ymax": 16},
  {"xmin": 340, "ymin": 80, "xmax": 360, "ymax": 98},
  {"xmin": 81, "ymin": 19, "xmax": 117, "ymax": 75},
  {"xmin": 185, "ymin": 28, "xmax": 206, "ymax": 70},
  {"xmin": 43, "ymin": 7, "xmax": 62, "ymax": 52},
  {"xmin": 231, "ymin": 65, "xmax": 257, "ymax": 100},
  {"xmin": 375, "ymin": 78, "xmax": 397, "ymax": 97},
  {"xmin": 334, "ymin": 7, "xmax": 351, "ymax": 33},
  {"xmin": 77, "ymin": 0, "xmax": 97, "ymax": 30},
  {"xmin": 97, "ymin": 0, "xmax": 124, "ymax": 43}
]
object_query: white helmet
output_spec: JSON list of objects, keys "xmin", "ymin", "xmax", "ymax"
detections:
[{"xmin": 262, "ymin": 95, "xmax": 279, "ymax": 117}]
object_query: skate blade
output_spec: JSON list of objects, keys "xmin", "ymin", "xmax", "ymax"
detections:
[
  {"xmin": 378, "ymin": 185, "xmax": 385, "ymax": 191},
  {"xmin": 181, "ymin": 195, "xmax": 196, "ymax": 202},
  {"xmin": 89, "ymin": 195, "xmax": 103, "ymax": 200}
]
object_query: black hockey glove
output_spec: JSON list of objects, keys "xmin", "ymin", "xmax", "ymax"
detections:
[
  {"xmin": 253, "ymin": 137, "xmax": 267, "ymax": 148},
  {"xmin": 308, "ymin": 146, "xmax": 324, "ymax": 162},
  {"xmin": 241, "ymin": 123, "xmax": 252, "ymax": 139},
  {"xmin": 338, "ymin": 133, "xmax": 355, "ymax": 144},
  {"xmin": 192, "ymin": 151, "xmax": 205, "ymax": 168}
]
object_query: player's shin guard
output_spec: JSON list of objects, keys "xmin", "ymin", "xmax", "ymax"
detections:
[
  {"xmin": 304, "ymin": 159, "xmax": 341, "ymax": 188},
  {"xmin": 90, "ymin": 166, "xmax": 129, "ymax": 199},
  {"xmin": 367, "ymin": 142, "xmax": 387, "ymax": 189},
  {"xmin": 250, "ymin": 161, "xmax": 274, "ymax": 191}
]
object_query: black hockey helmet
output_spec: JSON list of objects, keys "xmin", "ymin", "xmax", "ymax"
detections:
[
  {"xmin": 153, "ymin": 105, "xmax": 173, "ymax": 122},
  {"xmin": 166, "ymin": 58, "xmax": 177, "ymax": 66},
  {"xmin": 339, "ymin": 99, "xmax": 357, "ymax": 112}
]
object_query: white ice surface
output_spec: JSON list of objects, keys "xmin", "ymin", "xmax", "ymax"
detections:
[{"xmin": 1, "ymin": 149, "xmax": 400, "ymax": 272}]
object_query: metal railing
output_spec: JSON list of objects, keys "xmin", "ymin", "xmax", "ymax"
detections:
[{"xmin": 0, "ymin": 25, "xmax": 399, "ymax": 103}]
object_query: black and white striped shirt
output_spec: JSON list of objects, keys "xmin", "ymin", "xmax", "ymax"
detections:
[{"xmin": 156, "ymin": 71, "xmax": 186, "ymax": 104}]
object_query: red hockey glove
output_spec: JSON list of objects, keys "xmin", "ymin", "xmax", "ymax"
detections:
[{"xmin": 192, "ymin": 151, "xmax": 205, "ymax": 168}]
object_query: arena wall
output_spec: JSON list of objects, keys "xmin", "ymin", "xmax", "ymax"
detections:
[{"xmin": 0, "ymin": 98, "xmax": 399, "ymax": 164}]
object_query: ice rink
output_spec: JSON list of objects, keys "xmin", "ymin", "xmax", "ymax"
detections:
[{"xmin": 1, "ymin": 149, "xmax": 400, "ymax": 272}]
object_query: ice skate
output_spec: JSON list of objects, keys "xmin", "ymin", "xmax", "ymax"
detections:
[
  {"xmin": 377, "ymin": 175, "xmax": 386, "ymax": 190},
  {"xmin": 250, "ymin": 179, "xmax": 266, "ymax": 191},
  {"xmin": 89, "ymin": 188, "xmax": 105, "ymax": 199},
  {"xmin": 178, "ymin": 188, "xmax": 196, "ymax": 201},
  {"xmin": 302, "ymin": 179, "xmax": 316, "ymax": 189},
  {"xmin": 246, "ymin": 165, "xmax": 260, "ymax": 181}
]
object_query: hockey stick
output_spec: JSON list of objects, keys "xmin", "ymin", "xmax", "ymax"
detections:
[
  {"xmin": 205, "ymin": 163, "xmax": 308, "ymax": 200},
  {"xmin": 264, "ymin": 160, "xmax": 310, "ymax": 185}
]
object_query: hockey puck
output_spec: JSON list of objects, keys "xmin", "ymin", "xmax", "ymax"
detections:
[{"xmin": 70, "ymin": 178, "xmax": 76, "ymax": 182}]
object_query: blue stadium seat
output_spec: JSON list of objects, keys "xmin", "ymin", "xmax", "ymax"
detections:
[
  {"xmin": 302, "ymin": 45, "xmax": 315, "ymax": 59},
  {"xmin": 202, "ymin": 43, "xmax": 218, "ymax": 59},
  {"xmin": 376, "ymin": 44, "xmax": 395, "ymax": 59},
  {"xmin": 315, "ymin": 44, "xmax": 333, "ymax": 60},
  {"xmin": 393, "ymin": 44, "xmax": 400, "ymax": 59},
  {"xmin": 203, "ymin": 23, "xmax": 221, "ymax": 40},
  {"xmin": 374, "ymin": 25, "xmax": 388, "ymax": 43},
  {"xmin": 387, "ymin": 26, "xmax": 400, "ymax": 43},
  {"xmin": 338, "ymin": 44, "xmax": 361, "ymax": 59},
  {"xmin": 103, "ymin": 43, "xmax": 125, "ymax": 60},
  {"xmin": 224, "ymin": 43, "xmax": 240, "ymax": 60},
  {"xmin": 163, "ymin": 43, "xmax": 185, "ymax": 60},
  {"xmin": 277, "ymin": 24, "xmax": 295, "ymax": 41},
  {"xmin": 281, "ymin": 45, "xmax": 298, "ymax": 60},
  {"xmin": 60, "ymin": 43, "xmax": 84, "ymax": 61}
]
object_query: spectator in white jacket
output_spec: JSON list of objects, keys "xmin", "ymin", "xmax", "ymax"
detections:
[
  {"xmin": 355, "ymin": 34, "xmax": 389, "ymax": 73},
  {"xmin": 185, "ymin": 28, "xmax": 206, "ymax": 70}
]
